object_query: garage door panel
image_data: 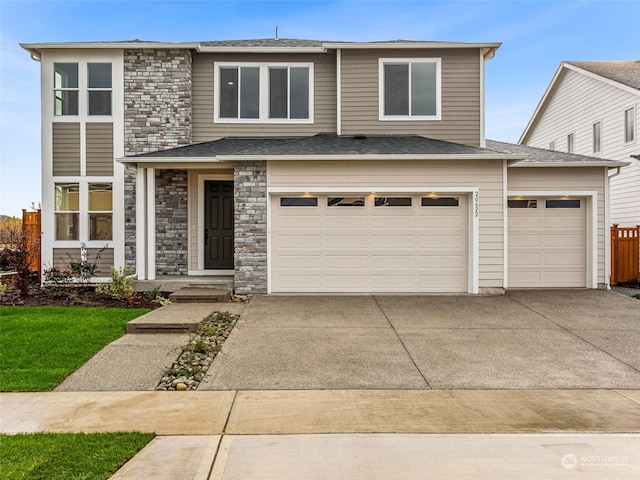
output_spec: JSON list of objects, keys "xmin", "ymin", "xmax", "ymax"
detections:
[
  {"xmin": 272, "ymin": 194, "xmax": 469, "ymax": 292},
  {"xmin": 508, "ymin": 199, "xmax": 586, "ymax": 288}
]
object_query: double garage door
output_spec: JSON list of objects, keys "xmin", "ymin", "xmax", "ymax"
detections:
[
  {"xmin": 271, "ymin": 193, "xmax": 469, "ymax": 293},
  {"xmin": 508, "ymin": 198, "xmax": 587, "ymax": 287}
]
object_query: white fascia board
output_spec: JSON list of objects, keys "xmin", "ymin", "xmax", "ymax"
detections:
[
  {"xmin": 509, "ymin": 161, "xmax": 630, "ymax": 168},
  {"xmin": 216, "ymin": 154, "xmax": 520, "ymax": 161},
  {"xmin": 21, "ymin": 42, "xmax": 199, "ymax": 50},
  {"xmin": 519, "ymin": 63, "xmax": 564, "ymax": 144},
  {"xmin": 116, "ymin": 156, "xmax": 223, "ymax": 165},
  {"xmin": 323, "ymin": 41, "xmax": 500, "ymax": 50},
  {"xmin": 197, "ymin": 46, "xmax": 326, "ymax": 53}
]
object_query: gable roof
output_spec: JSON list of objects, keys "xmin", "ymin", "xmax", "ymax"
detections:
[
  {"xmin": 486, "ymin": 140, "xmax": 629, "ymax": 167},
  {"xmin": 520, "ymin": 60, "xmax": 640, "ymax": 143},
  {"xmin": 565, "ymin": 60, "xmax": 640, "ymax": 91}
]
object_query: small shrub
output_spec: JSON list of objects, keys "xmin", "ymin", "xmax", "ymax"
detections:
[
  {"xmin": 145, "ymin": 286, "xmax": 172, "ymax": 305},
  {"xmin": 96, "ymin": 265, "xmax": 134, "ymax": 302},
  {"xmin": 1, "ymin": 232, "xmax": 37, "ymax": 295},
  {"xmin": 67, "ymin": 243, "xmax": 106, "ymax": 284},
  {"xmin": 200, "ymin": 325, "xmax": 218, "ymax": 336},
  {"xmin": 633, "ymin": 293, "xmax": 640, "ymax": 300},
  {"xmin": 0, "ymin": 281, "xmax": 7, "ymax": 297}
]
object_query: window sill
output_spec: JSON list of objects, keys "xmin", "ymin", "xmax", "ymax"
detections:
[
  {"xmin": 214, "ymin": 118, "xmax": 314, "ymax": 125},
  {"xmin": 378, "ymin": 115, "xmax": 441, "ymax": 122}
]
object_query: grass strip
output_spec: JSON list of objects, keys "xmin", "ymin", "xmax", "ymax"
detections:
[
  {"xmin": 0, "ymin": 306, "xmax": 149, "ymax": 391},
  {"xmin": 0, "ymin": 432, "xmax": 154, "ymax": 480}
]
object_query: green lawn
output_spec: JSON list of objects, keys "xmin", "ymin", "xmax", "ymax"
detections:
[
  {"xmin": 0, "ymin": 432, "xmax": 154, "ymax": 480},
  {"xmin": 0, "ymin": 306, "xmax": 149, "ymax": 391}
]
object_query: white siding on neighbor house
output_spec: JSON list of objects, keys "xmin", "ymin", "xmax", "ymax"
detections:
[
  {"xmin": 507, "ymin": 167, "xmax": 607, "ymax": 286},
  {"xmin": 522, "ymin": 68, "xmax": 640, "ymax": 227},
  {"xmin": 268, "ymin": 159, "xmax": 504, "ymax": 289}
]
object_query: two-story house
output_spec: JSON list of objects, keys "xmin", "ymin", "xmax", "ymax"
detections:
[
  {"xmin": 21, "ymin": 38, "xmax": 627, "ymax": 294},
  {"xmin": 520, "ymin": 60, "xmax": 640, "ymax": 227}
]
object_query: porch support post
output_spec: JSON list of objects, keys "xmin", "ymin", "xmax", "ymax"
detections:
[
  {"xmin": 135, "ymin": 166, "xmax": 147, "ymax": 280},
  {"xmin": 146, "ymin": 167, "xmax": 156, "ymax": 280}
]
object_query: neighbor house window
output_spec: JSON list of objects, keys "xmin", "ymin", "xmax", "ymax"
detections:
[
  {"xmin": 567, "ymin": 133, "xmax": 574, "ymax": 153},
  {"xmin": 593, "ymin": 122, "xmax": 602, "ymax": 153},
  {"xmin": 379, "ymin": 58, "xmax": 441, "ymax": 120},
  {"xmin": 216, "ymin": 63, "xmax": 313, "ymax": 122},
  {"xmin": 88, "ymin": 183, "xmax": 112, "ymax": 240},
  {"xmin": 549, "ymin": 141, "xmax": 555, "ymax": 151},
  {"xmin": 87, "ymin": 63, "xmax": 112, "ymax": 116},
  {"xmin": 54, "ymin": 63, "xmax": 79, "ymax": 116},
  {"xmin": 55, "ymin": 183, "xmax": 80, "ymax": 240},
  {"xmin": 624, "ymin": 107, "xmax": 635, "ymax": 143}
]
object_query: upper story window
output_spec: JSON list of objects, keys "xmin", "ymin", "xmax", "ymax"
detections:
[
  {"xmin": 567, "ymin": 133, "xmax": 574, "ymax": 153},
  {"xmin": 215, "ymin": 62, "xmax": 313, "ymax": 123},
  {"xmin": 624, "ymin": 107, "xmax": 635, "ymax": 143},
  {"xmin": 592, "ymin": 121, "xmax": 602, "ymax": 153},
  {"xmin": 379, "ymin": 58, "xmax": 441, "ymax": 121},
  {"xmin": 53, "ymin": 62, "xmax": 112, "ymax": 116}
]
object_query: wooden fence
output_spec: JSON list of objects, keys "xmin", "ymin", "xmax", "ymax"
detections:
[
  {"xmin": 611, "ymin": 224, "xmax": 640, "ymax": 285},
  {"xmin": 22, "ymin": 209, "xmax": 41, "ymax": 281}
]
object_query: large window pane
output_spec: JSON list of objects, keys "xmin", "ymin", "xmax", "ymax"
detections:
[
  {"xmin": 88, "ymin": 91, "xmax": 111, "ymax": 115},
  {"xmin": 56, "ymin": 213, "xmax": 79, "ymax": 240},
  {"xmin": 54, "ymin": 90, "xmax": 79, "ymax": 116},
  {"xmin": 240, "ymin": 67, "xmax": 259, "ymax": 119},
  {"xmin": 219, "ymin": 68, "xmax": 238, "ymax": 118},
  {"xmin": 269, "ymin": 68, "xmax": 288, "ymax": 118},
  {"xmin": 290, "ymin": 67, "xmax": 309, "ymax": 119},
  {"xmin": 89, "ymin": 213, "xmax": 112, "ymax": 240},
  {"xmin": 54, "ymin": 63, "xmax": 78, "ymax": 88},
  {"xmin": 411, "ymin": 62, "xmax": 437, "ymax": 116},
  {"xmin": 88, "ymin": 63, "xmax": 112, "ymax": 88},
  {"xmin": 88, "ymin": 183, "xmax": 112, "ymax": 211},
  {"xmin": 384, "ymin": 64, "xmax": 409, "ymax": 116},
  {"xmin": 55, "ymin": 184, "xmax": 79, "ymax": 211}
]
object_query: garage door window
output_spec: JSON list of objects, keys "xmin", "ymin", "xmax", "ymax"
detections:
[
  {"xmin": 280, "ymin": 197, "xmax": 318, "ymax": 207},
  {"xmin": 546, "ymin": 199, "xmax": 581, "ymax": 208},
  {"xmin": 508, "ymin": 199, "xmax": 537, "ymax": 208},
  {"xmin": 328, "ymin": 197, "xmax": 365, "ymax": 207},
  {"xmin": 421, "ymin": 197, "xmax": 459, "ymax": 207},
  {"xmin": 374, "ymin": 197, "xmax": 412, "ymax": 207}
]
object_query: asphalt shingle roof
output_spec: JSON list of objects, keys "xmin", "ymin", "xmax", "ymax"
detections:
[
  {"xmin": 486, "ymin": 140, "xmax": 628, "ymax": 166},
  {"xmin": 565, "ymin": 60, "xmax": 640, "ymax": 90},
  {"xmin": 199, "ymin": 38, "xmax": 326, "ymax": 48},
  {"xmin": 132, "ymin": 134, "xmax": 493, "ymax": 158}
]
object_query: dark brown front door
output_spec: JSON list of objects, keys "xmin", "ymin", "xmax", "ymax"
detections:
[{"xmin": 205, "ymin": 181, "xmax": 234, "ymax": 269}]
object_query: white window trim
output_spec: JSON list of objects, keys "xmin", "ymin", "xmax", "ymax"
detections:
[
  {"xmin": 378, "ymin": 57, "xmax": 442, "ymax": 121},
  {"xmin": 623, "ymin": 105, "xmax": 636, "ymax": 145},
  {"xmin": 213, "ymin": 61, "xmax": 314, "ymax": 124}
]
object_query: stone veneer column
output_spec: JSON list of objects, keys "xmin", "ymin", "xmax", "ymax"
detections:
[
  {"xmin": 123, "ymin": 48, "xmax": 192, "ymax": 273},
  {"xmin": 155, "ymin": 170, "xmax": 188, "ymax": 275},
  {"xmin": 234, "ymin": 161, "xmax": 268, "ymax": 294}
]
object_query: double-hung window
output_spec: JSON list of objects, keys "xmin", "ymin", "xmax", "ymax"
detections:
[
  {"xmin": 379, "ymin": 58, "xmax": 441, "ymax": 120},
  {"xmin": 624, "ymin": 107, "xmax": 635, "ymax": 143},
  {"xmin": 215, "ymin": 62, "xmax": 313, "ymax": 123},
  {"xmin": 54, "ymin": 63, "xmax": 79, "ymax": 116}
]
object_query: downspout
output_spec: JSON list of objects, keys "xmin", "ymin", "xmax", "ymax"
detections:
[{"xmin": 605, "ymin": 166, "xmax": 622, "ymax": 288}]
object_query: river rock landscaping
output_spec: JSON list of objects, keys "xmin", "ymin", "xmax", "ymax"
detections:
[{"xmin": 155, "ymin": 311, "xmax": 239, "ymax": 391}]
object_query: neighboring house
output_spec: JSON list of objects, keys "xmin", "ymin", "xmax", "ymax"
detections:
[
  {"xmin": 520, "ymin": 60, "xmax": 640, "ymax": 227},
  {"xmin": 21, "ymin": 38, "xmax": 627, "ymax": 294}
]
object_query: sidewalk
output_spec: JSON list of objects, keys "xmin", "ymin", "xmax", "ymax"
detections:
[{"xmin": 2, "ymin": 389, "xmax": 640, "ymax": 478}]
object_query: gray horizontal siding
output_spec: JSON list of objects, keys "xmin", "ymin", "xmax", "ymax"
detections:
[
  {"xmin": 86, "ymin": 123, "xmax": 114, "ymax": 176},
  {"xmin": 192, "ymin": 52, "xmax": 337, "ymax": 141},
  {"xmin": 340, "ymin": 48, "xmax": 481, "ymax": 146},
  {"xmin": 52, "ymin": 247, "xmax": 114, "ymax": 277},
  {"xmin": 52, "ymin": 123, "xmax": 80, "ymax": 176}
]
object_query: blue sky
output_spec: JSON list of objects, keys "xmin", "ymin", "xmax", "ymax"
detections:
[{"xmin": 1, "ymin": 0, "xmax": 638, "ymax": 217}]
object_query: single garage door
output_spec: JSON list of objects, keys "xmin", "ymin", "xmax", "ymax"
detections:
[
  {"xmin": 508, "ymin": 198, "xmax": 587, "ymax": 287},
  {"xmin": 271, "ymin": 193, "xmax": 469, "ymax": 292}
]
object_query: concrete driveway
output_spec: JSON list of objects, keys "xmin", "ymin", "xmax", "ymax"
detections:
[{"xmin": 200, "ymin": 290, "xmax": 640, "ymax": 390}]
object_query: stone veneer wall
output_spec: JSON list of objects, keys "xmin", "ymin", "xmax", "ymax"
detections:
[
  {"xmin": 234, "ymin": 161, "xmax": 268, "ymax": 294},
  {"xmin": 123, "ymin": 49, "xmax": 192, "ymax": 272},
  {"xmin": 155, "ymin": 170, "xmax": 188, "ymax": 275}
]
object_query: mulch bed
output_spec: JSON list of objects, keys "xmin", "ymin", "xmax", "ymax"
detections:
[{"xmin": 1, "ymin": 286, "xmax": 165, "ymax": 309}]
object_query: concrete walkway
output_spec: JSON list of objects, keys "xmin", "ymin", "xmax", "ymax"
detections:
[{"xmin": 3, "ymin": 290, "xmax": 639, "ymax": 478}]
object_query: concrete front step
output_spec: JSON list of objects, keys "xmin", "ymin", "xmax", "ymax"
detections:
[
  {"xmin": 169, "ymin": 287, "xmax": 231, "ymax": 303},
  {"xmin": 134, "ymin": 276, "xmax": 234, "ymax": 293},
  {"xmin": 126, "ymin": 303, "xmax": 219, "ymax": 334}
]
